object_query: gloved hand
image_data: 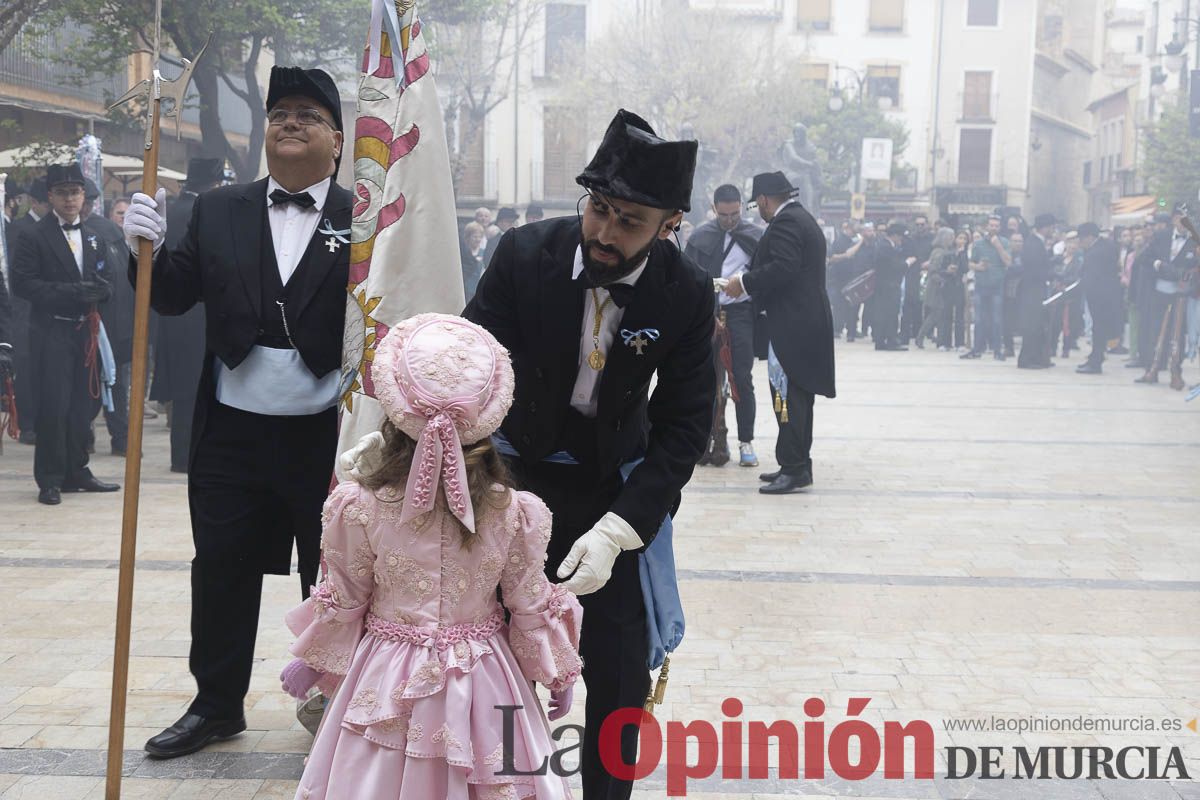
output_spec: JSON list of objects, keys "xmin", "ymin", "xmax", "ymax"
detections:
[
  {"xmin": 557, "ymin": 512, "xmax": 642, "ymax": 595},
  {"xmin": 78, "ymin": 278, "xmax": 112, "ymax": 304},
  {"xmin": 280, "ymin": 658, "xmax": 323, "ymax": 700},
  {"xmin": 124, "ymin": 188, "xmax": 167, "ymax": 253},
  {"xmin": 338, "ymin": 430, "xmax": 386, "ymax": 482},
  {"xmin": 548, "ymin": 684, "xmax": 573, "ymax": 721}
]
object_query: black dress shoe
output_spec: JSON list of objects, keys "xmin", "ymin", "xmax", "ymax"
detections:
[
  {"xmin": 1076, "ymin": 363, "xmax": 1102, "ymax": 374},
  {"xmin": 62, "ymin": 476, "xmax": 120, "ymax": 493},
  {"xmin": 145, "ymin": 713, "xmax": 246, "ymax": 759},
  {"xmin": 759, "ymin": 469, "xmax": 781, "ymax": 482},
  {"xmin": 38, "ymin": 487, "xmax": 62, "ymax": 505},
  {"xmin": 759, "ymin": 472, "xmax": 813, "ymax": 495}
]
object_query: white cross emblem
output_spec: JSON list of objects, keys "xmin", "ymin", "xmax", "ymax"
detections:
[
  {"xmin": 628, "ymin": 334, "xmax": 649, "ymax": 355},
  {"xmin": 326, "ymin": 237, "xmax": 341, "ymax": 253}
]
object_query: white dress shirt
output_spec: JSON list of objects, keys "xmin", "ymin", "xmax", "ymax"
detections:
[
  {"xmin": 267, "ymin": 176, "xmax": 331, "ymax": 284},
  {"xmin": 570, "ymin": 246, "xmax": 648, "ymax": 417},
  {"xmin": 54, "ymin": 211, "xmax": 84, "ymax": 274},
  {"xmin": 718, "ymin": 233, "xmax": 752, "ymax": 306}
]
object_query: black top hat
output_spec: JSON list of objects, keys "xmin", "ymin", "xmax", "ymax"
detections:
[
  {"xmin": 576, "ymin": 109, "xmax": 698, "ymax": 212},
  {"xmin": 29, "ymin": 175, "xmax": 48, "ymax": 203},
  {"xmin": 1077, "ymin": 222, "xmax": 1101, "ymax": 239},
  {"xmin": 749, "ymin": 171, "xmax": 799, "ymax": 201},
  {"xmin": 267, "ymin": 66, "xmax": 343, "ymax": 133},
  {"xmin": 496, "ymin": 207, "xmax": 519, "ymax": 223},
  {"xmin": 885, "ymin": 222, "xmax": 909, "ymax": 237},
  {"xmin": 46, "ymin": 164, "xmax": 85, "ymax": 190},
  {"xmin": 185, "ymin": 157, "xmax": 225, "ymax": 190},
  {"xmin": 4, "ymin": 175, "xmax": 23, "ymax": 198},
  {"xmin": 1033, "ymin": 213, "xmax": 1057, "ymax": 229}
]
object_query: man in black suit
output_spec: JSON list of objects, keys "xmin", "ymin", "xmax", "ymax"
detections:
[
  {"xmin": 465, "ymin": 109, "xmax": 713, "ymax": 800},
  {"xmin": 871, "ymin": 223, "xmax": 912, "ymax": 351},
  {"xmin": 1128, "ymin": 213, "xmax": 1172, "ymax": 370},
  {"xmin": 125, "ymin": 67, "xmax": 350, "ymax": 758},
  {"xmin": 725, "ymin": 171, "xmax": 835, "ymax": 494},
  {"xmin": 6, "ymin": 175, "xmax": 49, "ymax": 444},
  {"xmin": 154, "ymin": 157, "xmax": 224, "ymax": 471},
  {"xmin": 11, "ymin": 164, "xmax": 119, "ymax": 504},
  {"xmin": 1017, "ymin": 213, "xmax": 1056, "ymax": 369},
  {"xmin": 684, "ymin": 183, "xmax": 762, "ymax": 467},
  {"xmin": 1076, "ymin": 222, "xmax": 1122, "ymax": 374},
  {"xmin": 1136, "ymin": 205, "xmax": 1196, "ymax": 389}
]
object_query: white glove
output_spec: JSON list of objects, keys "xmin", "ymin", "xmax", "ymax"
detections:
[
  {"xmin": 124, "ymin": 188, "xmax": 167, "ymax": 253},
  {"xmin": 338, "ymin": 430, "xmax": 386, "ymax": 482},
  {"xmin": 557, "ymin": 512, "xmax": 642, "ymax": 595}
]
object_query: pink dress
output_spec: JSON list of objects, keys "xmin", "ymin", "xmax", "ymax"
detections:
[{"xmin": 287, "ymin": 480, "xmax": 583, "ymax": 800}]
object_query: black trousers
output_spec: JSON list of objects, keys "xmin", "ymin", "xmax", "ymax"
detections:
[
  {"xmin": 872, "ymin": 284, "xmax": 902, "ymax": 348},
  {"xmin": 1017, "ymin": 291, "xmax": 1051, "ymax": 367},
  {"xmin": 716, "ymin": 303, "xmax": 756, "ymax": 443},
  {"xmin": 32, "ymin": 321, "xmax": 100, "ymax": 490},
  {"xmin": 170, "ymin": 389, "xmax": 197, "ymax": 472},
  {"xmin": 13, "ymin": 350, "xmax": 36, "ymax": 436},
  {"xmin": 771, "ymin": 383, "xmax": 815, "ymax": 475},
  {"xmin": 506, "ymin": 459, "xmax": 649, "ymax": 800},
  {"xmin": 103, "ymin": 361, "xmax": 131, "ymax": 451},
  {"xmin": 186, "ymin": 401, "xmax": 335, "ymax": 719},
  {"xmin": 1136, "ymin": 291, "xmax": 1170, "ymax": 366}
]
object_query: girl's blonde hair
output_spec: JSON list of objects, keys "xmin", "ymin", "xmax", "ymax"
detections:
[{"xmin": 359, "ymin": 420, "xmax": 514, "ymax": 547}]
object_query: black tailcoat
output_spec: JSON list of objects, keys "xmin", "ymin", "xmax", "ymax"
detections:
[
  {"xmin": 741, "ymin": 202, "xmax": 836, "ymax": 399},
  {"xmin": 1081, "ymin": 238, "xmax": 1122, "ymax": 341},
  {"xmin": 131, "ymin": 178, "xmax": 352, "ymax": 469},
  {"xmin": 463, "ymin": 217, "xmax": 715, "ymax": 542}
]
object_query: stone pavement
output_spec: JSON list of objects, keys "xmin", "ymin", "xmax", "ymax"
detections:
[{"xmin": 0, "ymin": 339, "xmax": 1197, "ymax": 799}]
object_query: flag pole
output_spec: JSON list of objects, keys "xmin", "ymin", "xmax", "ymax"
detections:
[{"xmin": 104, "ymin": 8, "xmax": 208, "ymax": 792}]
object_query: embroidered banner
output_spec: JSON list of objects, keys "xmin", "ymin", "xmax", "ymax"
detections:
[{"xmin": 337, "ymin": 0, "xmax": 465, "ymax": 474}]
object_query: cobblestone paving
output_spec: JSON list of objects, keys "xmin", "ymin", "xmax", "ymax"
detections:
[{"xmin": 0, "ymin": 340, "xmax": 1197, "ymax": 798}]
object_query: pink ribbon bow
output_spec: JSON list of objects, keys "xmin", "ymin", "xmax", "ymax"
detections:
[{"xmin": 400, "ymin": 405, "xmax": 475, "ymax": 532}]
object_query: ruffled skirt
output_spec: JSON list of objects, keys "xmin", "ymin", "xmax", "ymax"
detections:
[{"xmin": 294, "ymin": 625, "xmax": 573, "ymax": 800}]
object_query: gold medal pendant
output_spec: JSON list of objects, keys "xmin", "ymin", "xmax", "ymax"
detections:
[{"xmin": 588, "ymin": 349, "xmax": 606, "ymax": 370}]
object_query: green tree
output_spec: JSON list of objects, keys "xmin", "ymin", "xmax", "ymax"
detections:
[
  {"xmin": 26, "ymin": 0, "xmax": 362, "ymax": 181},
  {"xmin": 1143, "ymin": 100, "xmax": 1200, "ymax": 207},
  {"xmin": 0, "ymin": 0, "xmax": 52, "ymax": 54},
  {"xmin": 806, "ymin": 99, "xmax": 910, "ymax": 193}
]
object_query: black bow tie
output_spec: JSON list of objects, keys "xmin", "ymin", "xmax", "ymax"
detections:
[
  {"xmin": 578, "ymin": 274, "xmax": 636, "ymax": 309},
  {"xmin": 269, "ymin": 188, "xmax": 316, "ymax": 209},
  {"xmin": 61, "ymin": 221, "xmax": 81, "ymax": 231}
]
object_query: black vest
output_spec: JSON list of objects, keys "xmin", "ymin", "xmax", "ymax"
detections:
[{"xmin": 257, "ymin": 208, "xmax": 320, "ymax": 349}]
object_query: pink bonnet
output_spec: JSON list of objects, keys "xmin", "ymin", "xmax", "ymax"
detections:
[{"xmin": 371, "ymin": 313, "xmax": 514, "ymax": 532}]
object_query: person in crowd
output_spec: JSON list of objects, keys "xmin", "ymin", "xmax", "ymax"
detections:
[
  {"xmin": 11, "ymin": 164, "xmax": 119, "ymax": 505},
  {"xmin": 1049, "ymin": 232, "xmax": 1084, "ymax": 359},
  {"xmin": 726, "ymin": 170, "xmax": 834, "ymax": 494},
  {"xmin": 280, "ymin": 313, "xmax": 582, "ymax": 800},
  {"xmin": 1128, "ymin": 212, "xmax": 1173, "ymax": 370},
  {"xmin": 962, "ymin": 215, "xmax": 1010, "ymax": 360},
  {"xmin": 124, "ymin": 66, "xmax": 352, "ymax": 758},
  {"xmin": 481, "ymin": 206, "xmax": 519, "ymax": 268},
  {"xmin": 902, "ymin": 214, "xmax": 933, "ymax": 343},
  {"xmin": 108, "ymin": 198, "xmax": 129, "ymax": 228},
  {"xmin": 460, "ymin": 221, "xmax": 486, "ymax": 301},
  {"xmin": 872, "ymin": 222, "xmax": 911, "ymax": 351},
  {"xmin": 915, "ymin": 227, "xmax": 954, "ymax": 349},
  {"xmin": 6, "ymin": 174, "xmax": 49, "ymax": 444},
  {"xmin": 827, "ymin": 220, "xmax": 861, "ymax": 341},
  {"xmin": 1016, "ymin": 214, "xmax": 1056, "ymax": 369},
  {"xmin": 1076, "ymin": 222, "xmax": 1122, "ymax": 375},
  {"xmin": 684, "ymin": 183, "xmax": 763, "ymax": 468},
  {"xmin": 1137, "ymin": 204, "xmax": 1196, "ymax": 389},
  {"xmin": 851, "ymin": 221, "xmax": 879, "ymax": 341},
  {"xmin": 524, "ymin": 204, "xmax": 544, "ymax": 224},
  {"xmin": 940, "ymin": 229, "xmax": 970, "ymax": 351}
]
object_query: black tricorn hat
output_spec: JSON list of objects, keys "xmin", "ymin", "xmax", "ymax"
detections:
[
  {"xmin": 267, "ymin": 66, "xmax": 343, "ymax": 133},
  {"xmin": 29, "ymin": 175, "xmax": 48, "ymax": 202},
  {"xmin": 83, "ymin": 178, "xmax": 100, "ymax": 201},
  {"xmin": 750, "ymin": 171, "xmax": 799, "ymax": 201},
  {"xmin": 576, "ymin": 109, "xmax": 698, "ymax": 212},
  {"xmin": 1033, "ymin": 213, "xmax": 1057, "ymax": 229},
  {"xmin": 46, "ymin": 163, "xmax": 85, "ymax": 190},
  {"xmin": 185, "ymin": 157, "xmax": 225, "ymax": 189}
]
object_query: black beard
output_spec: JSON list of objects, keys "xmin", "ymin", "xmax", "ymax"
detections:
[{"xmin": 580, "ymin": 236, "xmax": 655, "ymax": 287}]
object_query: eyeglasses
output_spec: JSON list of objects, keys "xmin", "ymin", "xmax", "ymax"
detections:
[
  {"xmin": 50, "ymin": 187, "xmax": 84, "ymax": 199},
  {"xmin": 267, "ymin": 108, "xmax": 333, "ymax": 128}
]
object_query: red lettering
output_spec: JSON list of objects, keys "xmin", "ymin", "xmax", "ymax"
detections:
[
  {"xmin": 884, "ymin": 720, "xmax": 936, "ymax": 778},
  {"xmin": 721, "ymin": 698, "xmax": 743, "ymax": 778},
  {"xmin": 748, "ymin": 720, "xmax": 799, "ymax": 779},
  {"xmin": 666, "ymin": 720, "xmax": 718, "ymax": 796},
  {"xmin": 598, "ymin": 708, "xmax": 660, "ymax": 783}
]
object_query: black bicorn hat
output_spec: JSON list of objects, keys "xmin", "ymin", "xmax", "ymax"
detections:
[
  {"xmin": 185, "ymin": 157, "xmax": 226, "ymax": 189},
  {"xmin": 749, "ymin": 171, "xmax": 799, "ymax": 201},
  {"xmin": 267, "ymin": 66, "xmax": 343, "ymax": 133},
  {"xmin": 46, "ymin": 163, "xmax": 86, "ymax": 190},
  {"xmin": 576, "ymin": 109, "xmax": 698, "ymax": 212},
  {"xmin": 83, "ymin": 178, "xmax": 101, "ymax": 201}
]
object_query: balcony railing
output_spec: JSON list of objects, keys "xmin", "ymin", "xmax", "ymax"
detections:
[{"xmin": 0, "ymin": 21, "xmax": 125, "ymax": 106}]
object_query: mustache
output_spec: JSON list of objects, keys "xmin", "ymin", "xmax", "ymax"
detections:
[{"xmin": 585, "ymin": 240, "xmax": 620, "ymax": 258}]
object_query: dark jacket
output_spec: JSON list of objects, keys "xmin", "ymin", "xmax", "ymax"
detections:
[
  {"xmin": 85, "ymin": 214, "xmax": 135, "ymax": 363},
  {"xmin": 5, "ymin": 213, "xmax": 39, "ymax": 356},
  {"xmin": 740, "ymin": 202, "xmax": 835, "ymax": 398},
  {"xmin": 1159, "ymin": 231, "xmax": 1197, "ymax": 285},
  {"xmin": 683, "ymin": 218, "xmax": 762, "ymax": 280},
  {"xmin": 12, "ymin": 212, "xmax": 110, "ymax": 325},
  {"xmin": 464, "ymin": 217, "xmax": 716, "ymax": 543},
  {"xmin": 1081, "ymin": 238, "xmax": 1122, "ymax": 338},
  {"xmin": 130, "ymin": 177, "xmax": 352, "ymax": 468},
  {"xmin": 151, "ymin": 190, "xmax": 207, "ymax": 402}
]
